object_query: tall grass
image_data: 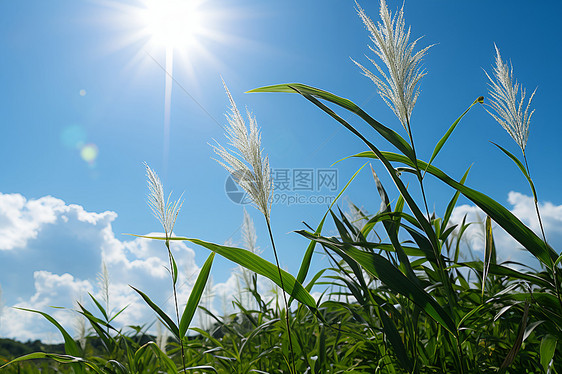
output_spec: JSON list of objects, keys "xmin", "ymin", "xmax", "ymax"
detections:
[{"xmin": 2, "ymin": 1, "xmax": 561, "ymax": 373}]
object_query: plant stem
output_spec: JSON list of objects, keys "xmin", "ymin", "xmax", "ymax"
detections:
[
  {"xmin": 166, "ymin": 239, "xmax": 186, "ymax": 372},
  {"xmin": 405, "ymin": 118, "xmax": 431, "ymax": 221},
  {"xmin": 265, "ymin": 218, "xmax": 296, "ymax": 374},
  {"xmin": 522, "ymin": 155, "xmax": 562, "ymax": 313}
]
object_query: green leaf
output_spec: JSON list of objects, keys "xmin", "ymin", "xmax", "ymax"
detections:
[
  {"xmin": 378, "ymin": 306, "xmax": 413, "ymax": 371},
  {"xmin": 130, "ymin": 286, "xmax": 179, "ymax": 339},
  {"xmin": 157, "ymin": 237, "xmax": 318, "ymax": 310},
  {"xmin": 442, "ymin": 166, "xmax": 471, "ymax": 231},
  {"xmin": 499, "ymin": 302, "xmax": 529, "ymax": 373},
  {"xmin": 461, "ymin": 262, "xmax": 552, "ymax": 289},
  {"xmin": 15, "ymin": 308, "xmax": 82, "ymax": 358},
  {"xmin": 540, "ymin": 334, "xmax": 557, "ymax": 372},
  {"xmin": 301, "ymin": 233, "xmax": 457, "ymax": 336},
  {"xmin": 370, "ymin": 165, "xmax": 417, "ymax": 283},
  {"xmin": 482, "ymin": 216, "xmax": 495, "ymax": 302},
  {"xmin": 425, "ymin": 98, "xmax": 481, "ymax": 175},
  {"xmin": 0, "ymin": 353, "xmax": 103, "ymax": 373},
  {"xmin": 179, "ymin": 252, "xmax": 215, "ymax": 339},
  {"xmin": 88, "ymin": 293, "xmax": 109, "ymax": 322},
  {"xmin": 291, "ymin": 162, "xmax": 367, "ymax": 306},
  {"xmin": 248, "ymin": 83, "xmax": 415, "ymax": 163},
  {"xmin": 491, "ymin": 142, "xmax": 538, "ymax": 201},
  {"xmin": 171, "ymin": 253, "xmax": 179, "ymax": 285},
  {"xmin": 354, "ymin": 151, "xmax": 558, "ymax": 266}
]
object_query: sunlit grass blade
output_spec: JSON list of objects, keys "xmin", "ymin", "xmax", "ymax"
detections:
[
  {"xmin": 0, "ymin": 353, "xmax": 103, "ymax": 373},
  {"xmin": 88, "ymin": 293, "xmax": 109, "ymax": 322},
  {"xmin": 299, "ymin": 232, "xmax": 457, "ymax": 336},
  {"xmin": 540, "ymin": 334, "xmax": 557, "ymax": 372},
  {"xmin": 371, "ymin": 165, "xmax": 416, "ymax": 282},
  {"xmin": 130, "ymin": 286, "xmax": 180, "ymax": 339},
  {"xmin": 145, "ymin": 237, "xmax": 318, "ymax": 310},
  {"xmin": 353, "ymin": 150, "xmax": 558, "ymax": 266},
  {"xmin": 14, "ymin": 307, "xmax": 82, "ymax": 358},
  {"xmin": 482, "ymin": 216, "xmax": 496, "ymax": 302},
  {"xmin": 170, "ymin": 253, "xmax": 179, "ymax": 285},
  {"xmin": 248, "ymin": 83, "xmax": 415, "ymax": 162},
  {"xmin": 499, "ymin": 302, "xmax": 529, "ymax": 373},
  {"xmin": 290, "ymin": 162, "xmax": 368, "ymax": 306},
  {"xmin": 461, "ymin": 261, "xmax": 553, "ymax": 289},
  {"xmin": 179, "ymin": 252, "xmax": 215, "ymax": 339},
  {"xmin": 424, "ymin": 97, "xmax": 483, "ymax": 175},
  {"xmin": 491, "ymin": 142, "xmax": 538, "ymax": 199},
  {"xmin": 136, "ymin": 342, "xmax": 179, "ymax": 374},
  {"xmin": 442, "ymin": 166, "xmax": 471, "ymax": 231}
]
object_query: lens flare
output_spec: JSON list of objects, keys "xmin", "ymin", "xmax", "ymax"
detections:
[{"xmin": 80, "ymin": 144, "xmax": 98, "ymax": 165}]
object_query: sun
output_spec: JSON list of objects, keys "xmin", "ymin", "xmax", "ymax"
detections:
[{"xmin": 138, "ymin": 0, "xmax": 204, "ymax": 50}]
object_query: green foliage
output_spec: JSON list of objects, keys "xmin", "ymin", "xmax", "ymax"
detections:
[{"xmin": 4, "ymin": 3, "xmax": 562, "ymax": 373}]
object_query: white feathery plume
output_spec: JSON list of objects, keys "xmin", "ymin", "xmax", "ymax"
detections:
[
  {"xmin": 352, "ymin": 0, "xmax": 431, "ymax": 130},
  {"xmin": 238, "ymin": 208, "xmax": 260, "ymax": 310},
  {"xmin": 211, "ymin": 82, "xmax": 273, "ymax": 221},
  {"xmin": 156, "ymin": 321, "xmax": 168, "ymax": 352},
  {"xmin": 97, "ymin": 260, "xmax": 110, "ymax": 314},
  {"xmin": 485, "ymin": 45, "xmax": 536, "ymax": 154},
  {"xmin": 73, "ymin": 298, "xmax": 87, "ymax": 350},
  {"xmin": 145, "ymin": 163, "xmax": 183, "ymax": 237},
  {"xmin": 242, "ymin": 208, "xmax": 260, "ymax": 255}
]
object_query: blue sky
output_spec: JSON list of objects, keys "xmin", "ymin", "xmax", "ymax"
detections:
[{"xmin": 1, "ymin": 0, "xmax": 562, "ymax": 342}]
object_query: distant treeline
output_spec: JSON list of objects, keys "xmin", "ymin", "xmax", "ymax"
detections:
[{"xmin": 0, "ymin": 338, "xmax": 65, "ymax": 359}]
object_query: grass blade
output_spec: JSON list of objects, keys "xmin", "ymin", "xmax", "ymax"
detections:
[
  {"xmin": 353, "ymin": 151, "xmax": 558, "ymax": 266},
  {"xmin": 179, "ymin": 252, "xmax": 215, "ymax": 339},
  {"xmin": 248, "ymin": 83, "xmax": 415, "ymax": 162},
  {"xmin": 499, "ymin": 302, "xmax": 529, "ymax": 373},
  {"xmin": 15, "ymin": 307, "xmax": 82, "ymax": 358},
  {"xmin": 540, "ymin": 334, "xmax": 557, "ymax": 372},
  {"xmin": 173, "ymin": 238, "xmax": 317, "ymax": 310},
  {"xmin": 482, "ymin": 216, "xmax": 496, "ymax": 302},
  {"xmin": 130, "ymin": 286, "xmax": 179, "ymax": 339},
  {"xmin": 425, "ymin": 97, "xmax": 482, "ymax": 174}
]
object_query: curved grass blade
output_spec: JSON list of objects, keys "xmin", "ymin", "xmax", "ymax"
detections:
[
  {"xmin": 299, "ymin": 231, "xmax": 457, "ymax": 335},
  {"xmin": 0, "ymin": 353, "xmax": 103, "ymax": 373},
  {"xmin": 378, "ymin": 306, "xmax": 413, "ymax": 371},
  {"xmin": 179, "ymin": 252, "xmax": 215, "ymax": 339},
  {"xmin": 291, "ymin": 162, "xmax": 368, "ymax": 306},
  {"xmin": 491, "ymin": 142, "xmax": 538, "ymax": 200},
  {"xmin": 482, "ymin": 216, "xmax": 496, "ymax": 302},
  {"xmin": 248, "ymin": 83, "xmax": 415, "ymax": 162},
  {"xmin": 424, "ymin": 97, "xmax": 483, "ymax": 176},
  {"xmin": 170, "ymin": 253, "xmax": 179, "ymax": 285},
  {"xmin": 353, "ymin": 151, "xmax": 558, "ymax": 266},
  {"xmin": 442, "ymin": 167, "xmax": 471, "ymax": 231},
  {"xmin": 88, "ymin": 293, "xmax": 109, "ymax": 322},
  {"xmin": 143, "ymin": 237, "xmax": 319, "ymax": 310},
  {"xmin": 461, "ymin": 262, "xmax": 553, "ymax": 289},
  {"xmin": 130, "ymin": 286, "xmax": 179, "ymax": 339},
  {"xmin": 14, "ymin": 307, "xmax": 82, "ymax": 358},
  {"xmin": 540, "ymin": 334, "xmax": 557, "ymax": 372},
  {"xmin": 371, "ymin": 165, "xmax": 416, "ymax": 282},
  {"xmin": 499, "ymin": 301, "xmax": 529, "ymax": 373}
]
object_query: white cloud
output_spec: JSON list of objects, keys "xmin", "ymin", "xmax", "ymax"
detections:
[
  {"xmin": 0, "ymin": 192, "xmax": 206, "ymax": 343},
  {"xmin": 448, "ymin": 191, "xmax": 562, "ymax": 266}
]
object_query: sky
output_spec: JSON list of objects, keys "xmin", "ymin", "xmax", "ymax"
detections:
[{"xmin": 1, "ymin": 0, "xmax": 562, "ymax": 343}]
